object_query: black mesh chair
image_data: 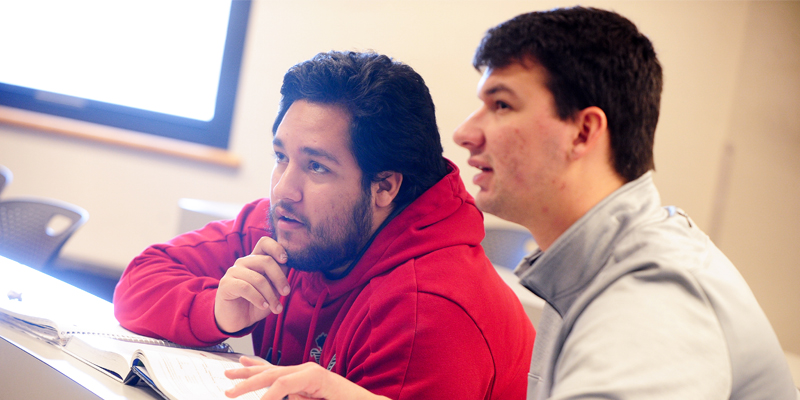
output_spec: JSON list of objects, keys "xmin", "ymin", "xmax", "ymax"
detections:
[
  {"xmin": 481, "ymin": 227, "xmax": 537, "ymax": 270},
  {"xmin": 0, "ymin": 197, "xmax": 89, "ymax": 270},
  {"xmin": 0, "ymin": 165, "xmax": 11, "ymax": 196}
]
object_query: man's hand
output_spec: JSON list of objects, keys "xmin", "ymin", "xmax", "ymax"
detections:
[
  {"xmin": 215, "ymin": 237, "xmax": 291, "ymax": 334},
  {"xmin": 224, "ymin": 357, "xmax": 390, "ymax": 400}
]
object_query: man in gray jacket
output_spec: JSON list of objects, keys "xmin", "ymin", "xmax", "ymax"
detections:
[
  {"xmin": 224, "ymin": 6, "xmax": 798, "ymax": 400},
  {"xmin": 454, "ymin": 6, "xmax": 799, "ymax": 400}
]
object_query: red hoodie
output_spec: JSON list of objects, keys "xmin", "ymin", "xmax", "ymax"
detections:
[{"xmin": 114, "ymin": 162, "xmax": 534, "ymax": 399}]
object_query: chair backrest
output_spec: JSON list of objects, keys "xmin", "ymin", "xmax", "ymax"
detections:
[
  {"xmin": 0, "ymin": 165, "xmax": 12, "ymax": 196},
  {"xmin": 481, "ymin": 227, "xmax": 537, "ymax": 269},
  {"xmin": 0, "ymin": 197, "xmax": 89, "ymax": 270}
]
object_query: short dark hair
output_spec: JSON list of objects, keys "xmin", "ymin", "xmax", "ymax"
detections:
[
  {"xmin": 473, "ymin": 7, "xmax": 663, "ymax": 182},
  {"xmin": 273, "ymin": 51, "xmax": 448, "ymax": 207}
]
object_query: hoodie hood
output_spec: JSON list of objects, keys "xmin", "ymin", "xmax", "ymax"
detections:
[{"xmin": 293, "ymin": 159, "xmax": 484, "ymax": 305}]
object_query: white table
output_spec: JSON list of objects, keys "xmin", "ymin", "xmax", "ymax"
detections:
[{"xmin": 0, "ymin": 256, "xmax": 158, "ymax": 400}]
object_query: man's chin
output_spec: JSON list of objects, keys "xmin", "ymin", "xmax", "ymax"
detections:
[
  {"xmin": 274, "ymin": 231, "xmax": 307, "ymax": 248},
  {"xmin": 276, "ymin": 241, "xmax": 305, "ymax": 260},
  {"xmin": 474, "ymin": 192, "xmax": 495, "ymax": 213},
  {"xmin": 284, "ymin": 251, "xmax": 341, "ymax": 273}
]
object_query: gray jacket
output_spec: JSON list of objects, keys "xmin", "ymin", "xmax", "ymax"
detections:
[{"xmin": 517, "ymin": 172, "xmax": 798, "ymax": 399}]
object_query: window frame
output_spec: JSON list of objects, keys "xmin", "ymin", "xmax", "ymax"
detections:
[{"xmin": 0, "ymin": 1, "xmax": 251, "ymax": 150}]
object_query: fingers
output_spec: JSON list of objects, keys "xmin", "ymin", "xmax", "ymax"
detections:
[
  {"xmin": 225, "ymin": 364, "xmax": 309, "ymax": 399},
  {"xmin": 252, "ymin": 236, "xmax": 288, "ymax": 262},
  {"xmin": 220, "ymin": 258, "xmax": 284, "ymax": 314},
  {"xmin": 239, "ymin": 355, "xmax": 268, "ymax": 367},
  {"xmin": 223, "ymin": 356, "xmax": 269, "ymax": 379},
  {"xmin": 224, "ymin": 364, "xmax": 271, "ymax": 380},
  {"xmin": 220, "ymin": 236, "xmax": 291, "ymax": 315},
  {"xmin": 225, "ymin": 362, "xmax": 387, "ymax": 400},
  {"xmin": 214, "ymin": 236, "xmax": 292, "ymax": 333},
  {"xmin": 252, "ymin": 237, "xmax": 291, "ymax": 295},
  {"xmin": 263, "ymin": 366, "xmax": 327, "ymax": 400}
]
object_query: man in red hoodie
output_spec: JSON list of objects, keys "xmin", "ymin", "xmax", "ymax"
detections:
[{"xmin": 114, "ymin": 51, "xmax": 534, "ymax": 399}]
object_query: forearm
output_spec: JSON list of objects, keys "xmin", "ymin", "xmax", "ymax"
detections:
[
  {"xmin": 114, "ymin": 203, "xmax": 269, "ymax": 345},
  {"xmin": 113, "ymin": 245, "xmax": 232, "ymax": 346}
]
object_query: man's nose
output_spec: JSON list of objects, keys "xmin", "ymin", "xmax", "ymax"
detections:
[
  {"xmin": 271, "ymin": 164, "xmax": 302, "ymax": 203},
  {"xmin": 453, "ymin": 108, "xmax": 486, "ymax": 151}
]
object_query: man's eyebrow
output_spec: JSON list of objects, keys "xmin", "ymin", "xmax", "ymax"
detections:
[
  {"xmin": 302, "ymin": 146, "xmax": 341, "ymax": 165},
  {"xmin": 484, "ymin": 83, "xmax": 516, "ymax": 97},
  {"xmin": 273, "ymin": 137, "xmax": 341, "ymax": 165}
]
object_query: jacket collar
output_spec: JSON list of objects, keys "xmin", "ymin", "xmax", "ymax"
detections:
[{"xmin": 515, "ymin": 172, "xmax": 661, "ymax": 317}]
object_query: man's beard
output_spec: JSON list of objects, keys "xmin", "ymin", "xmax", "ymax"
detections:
[{"xmin": 268, "ymin": 190, "xmax": 373, "ymax": 273}]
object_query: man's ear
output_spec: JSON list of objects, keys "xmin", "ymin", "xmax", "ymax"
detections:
[
  {"xmin": 570, "ymin": 106, "xmax": 609, "ymax": 160},
  {"xmin": 372, "ymin": 171, "xmax": 403, "ymax": 209}
]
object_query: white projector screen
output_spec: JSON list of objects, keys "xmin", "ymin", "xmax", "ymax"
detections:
[{"xmin": 0, "ymin": 0, "xmax": 251, "ymax": 148}]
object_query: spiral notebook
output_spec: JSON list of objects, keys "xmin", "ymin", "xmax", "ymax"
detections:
[
  {"xmin": 0, "ymin": 309, "xmax": 229, "ymax": 350},
  {"xmin": 1, "ymin": 256, "xmax": 250, "ymax": 399},
  {"xmin": 0, "ymin": 269, "xmax": 229, "ymax": 351}
]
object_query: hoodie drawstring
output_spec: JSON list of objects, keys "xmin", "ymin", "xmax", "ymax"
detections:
[
  {"xmin": 301, "ymin": 287, "xmax": 329, "ymax": 363},
  {"xmin": 270, "ymin": 270, "xmax": 296, "ymax": 365}
]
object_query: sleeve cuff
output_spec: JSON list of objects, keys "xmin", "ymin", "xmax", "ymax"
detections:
[{"xmin": 189, "ymin": 288, "xmax": 258, "ymax": 344}]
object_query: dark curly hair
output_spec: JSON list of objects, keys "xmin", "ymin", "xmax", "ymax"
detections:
[
  {"xmin": 273, "ymin": 51, "xmax": 448, "ymax": 207},
  {"xmin": 474, "ymin": 7, "xmax": 663, "ymax": 182}
]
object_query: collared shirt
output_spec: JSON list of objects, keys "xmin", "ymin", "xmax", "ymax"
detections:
[{"xmin": 516, "ymin": 172, "xmax": 798, "ymax": 400}]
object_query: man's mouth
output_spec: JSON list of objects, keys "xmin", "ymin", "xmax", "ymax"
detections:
[
  {"xmin": 468, "ymin": 158, "xmax": 492, "ymax": 173},
  {"xmin": 274, "ymin": 207, "xmax": 306, "ymax": 230},
  {"xmin": 279, "ymin": 214, "xmax": 300, "ymax": 223},
  {"xmin": 467, "ymin": 158, "xmax": 493, "ymax": 187}
]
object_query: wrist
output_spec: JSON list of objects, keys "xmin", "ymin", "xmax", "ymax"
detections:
[{"xmin": 193, "ymin": 289, "xmax": 232, "ymax": 343}]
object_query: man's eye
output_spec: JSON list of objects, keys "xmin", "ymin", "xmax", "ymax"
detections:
[
  {"xmin": 496, "ymin": 100, "xmax": 511, "ymax": 110},
  {"xmin": 309, "ymin": 161, "xmax": 329, "ymax": 174},
  {"xmin": 274, "ymin": 152, "xmax": 287, "ymax": 163}
]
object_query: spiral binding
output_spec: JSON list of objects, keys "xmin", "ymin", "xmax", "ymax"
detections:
[{"xmin": 65, "ymin": 330, "xmax": 233, "ymax": 352}]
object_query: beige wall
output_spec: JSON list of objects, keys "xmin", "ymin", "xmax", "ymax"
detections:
[
  {"xmin": 710, "ymin": 1, "xmax": 800, "ymax": 355},
  {"xmin": 0, "ymin": 1, "xmax": 797, "ymax": 352}
]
